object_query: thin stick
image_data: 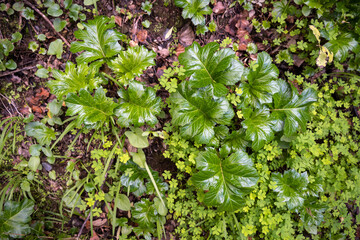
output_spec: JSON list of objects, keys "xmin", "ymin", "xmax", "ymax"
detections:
[
  {"xmin": 0, "ymin": 66, "xmax": 37, "ymax": 78},
  {"xmin": 23, "ymin": 0, "xmax": 71, "ymax": 48}
]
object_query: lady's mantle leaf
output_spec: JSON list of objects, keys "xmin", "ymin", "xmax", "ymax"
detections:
[
  {"xmin": 25, "ymin": 122, "xmax": 56, "ymax": 146},
  {"xmin": 115, "ymin": 81, "xmax": 161, "ymax": 127},
  {"xmin": 0, "ymin": 199, "xmax": 34, "ymax": 238},
  {"xmin": 109, "ymin": 46, "xmax": 156, "ymax": 85},
  {"xmin": 48, "ymin": 62, "xmax": 102, "ymax": 99},
  {"xmin": 242, "ymin": 107, "xmax": 274, "ymax": 151},
  {"xmin": 65, "ymin": 88, "xmax": 117, "ymax": 129},
  {"xmin": 192, "ymin": 149, "xmax": 258, "ymax": 211},
  {"xmin": 271, "ymin": 169, "xmax": 309, "ymax": 210},
  {"xmin": 70, "ymin": 16, "xmax": 125, "ymax": 64},
  {"xmin": 174, "ymin": 0, "xmax": 212, "ymax": 26},
  {"xmin": 179, "ymin": 42, "xmax": 244, "ymax": 97},
  {"xmin": 240, "ymin": 52, "xmax": 279, "ymax": 107},
  {"xmin": 169, "ymin": 81, "xmax": 234, "ymax": 144},
  {"xmin": 271, "ymin": 80, "xmax": 317, "ymax": 136}
]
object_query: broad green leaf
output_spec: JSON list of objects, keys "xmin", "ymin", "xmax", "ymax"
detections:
[
  {"xmin": 191, "ymin": 149, "xmax": 258, "ymax": 211},
  {"xmin": 299, "ymin": 197, "xmax": 326, "ymax": 235},
  {"xmin": 270, "ymin": 80, "xmax": 317, "ymax": 136},
  {"xmin": 115, "ymin": 194, "xmax": 131, "ymax": 211},
  {"xmin": 0, "ymin": 39, "xmax": 14, "ymax": 58},
  {"xmin": 35, "ymin": 68, "xmax": 49, "ymax": 78},
  {"xmin": 5, "ymin": 60, "xmax": 16, "ymax": 70},
  {"xmin": 132, "ymin": 199, "xmax": 156, "ymax": 228},
  {"xmin": 222, "ymin": 129, "xmax": 249, "ymax": 153},
  {"xmin": 125, "ymin": 128, "xmax": 149, "ymax": 149},
  {"xmin": 11, "ymin": 32, "xmax": 22, "ymax": 43},
  {"xmin": 65, "ymin": 88, "xmax": 118, "ymax": 129},
  {"xmin": 324, "ymin": 33, "xmax": 358, "ymax": 62},
  {"xmin": 169, "ymin": 81, "xmax": 234, "ymax": 144},
  {"xmin": 174, "ymin": 0, "xmax": 212, "ymax": 26},
  {"xmin": 271, "ymin": 169, "xmax": 309, "ymax": 209},
  {"xmin": 179, "ymin": 42, "xmax": 244, "ymax": 97},
  {"xmin": 48, "ymin": 62, "xmax": 102, "ymax": 99},
  {"xmin": 12, "ymin": 2, "xmax": 24, "ymax": 11},
  {"xmin": 242, "ymin": 107, "xmax": 274, "ymax": 151},
  {"xmin": 240, "ymin": 52, "xmax": 279, "ymax": 107},
  {"xmin": 28, "ymin": 156, "xmax": 40, "ymax": 171},
  {"xmin": 115, "ymin": 81, "xmax": 161, "ymax": 127},
  {"xmin": 84, "ymin": 0, "xmax": 99, "ymax": 6},
  {"xmin": 109, "ymin": 46, "xmax": 156, "ymax": 85},
  {"xmin": 47, "ymin": 39, "xmax": 64, "ymax": 59},
  {"xmin": 25, "ymin": 122, "xmax": 56, "ymax": 146},
  {"xmin": 53, "ymin": 18, "xmax": 67, "ymax": 32},
  {"xmin": 70, "ymin": 16, "xmax": 125, "ymax": 65},
  {"xmin": 0, "ymin": 199, "xmax": 34, "ymax": 238},
  {"xmin": 154, "ymin": 197, "xmax": 167, "ymax": 216},
  {"xmin": 47, "ymin": 3, "xmax": 63, "ymax": 17},
  {"xmin": 21, "ymin": 7, "xmax": 35, "ymax": 20},
  {"xmin": 130, "ymin": 149, "xmax": 146, "ymax": 168}
]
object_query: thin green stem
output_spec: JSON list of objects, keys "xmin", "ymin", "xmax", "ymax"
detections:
[{"xmin": 144, "ymin": 162, "xmax": 166, "ymax": 211}]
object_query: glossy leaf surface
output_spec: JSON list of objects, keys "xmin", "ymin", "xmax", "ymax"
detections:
[
  {"xmin": 48, "ymin": 62, "xmax": 102, "ymax": 99},
  {"xmin": 240, "ymin": 52, "xmax": 279, "ymax": 107},
  {"xmin": 109, "ymin": 46, "xmax": 156, "ymax": 85},
  {"xmin": 174, "ymin": 0, "xmax": 212, "ymax": 26},
  {"xmin": 179, "ymin": 42, "xmax": 244, "ymax": 96},
  {"xmin": 132, "ymin": 199, "xmax": 156, "ymax": 228},
  {"xmin": 324, "ymin": 33, "xmax": 358, "ymax": 62},
  {"xmin": 271, "ymin": 80, "xmax": 317, "ymax": 136},
  {"xmin": 65, "ymin": 88, "xmax": 117, "ymax": 129},
  {"xmin": 192, "ymin": 149, "xmax": 258, "ymax": 211},
  {"xmin": 271, "ymin": 169, "xmax": 309, "ymax": 209},
  {"xmin": 169, "ymin": 81, "xmax": 234, "ymax": 144},
  {"xmin": 0, "ymin": 199, "xmax": 34, "ymax": 238},
  {"xmin": 242, "ymin": 107, "xmax": 274, "ymax": 151},
  {"xmin": 115, "ymin": 81, "xmax": 161, "ymax": 127},
  {"xmin": 70, "ymin": 16, "xmax": 125, "ymax": 64}
]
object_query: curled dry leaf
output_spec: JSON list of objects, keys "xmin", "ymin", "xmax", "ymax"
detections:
[
  {"xmin": 179, "ymin": 24, "xmax": 195, "ymax": 47},
  {"xmin": 175, "ymin": 44, "xmax": 185, "ymax": 56},
  {"xmin": 114, "ymin": 16, "xmax": 122, "ymax": 26},
  {"xmin": 213, "ymin": 2, "xmax": 225, "ymax": 14},
  {"xmin": 136, "ymin": 29, "xmax": 148, "ymax": 43},
  {"xmin": 157, "ymin": 48, "xmax": 170, "ymax": 58}
]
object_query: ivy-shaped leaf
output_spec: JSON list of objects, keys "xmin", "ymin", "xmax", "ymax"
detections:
[
  {"xmin": 192, "ymin": 149, "xmax": 259, "ymax": 211},
  {"xmin": 65, "ymin": 88, "xmax": 118, "ymax": 129},
  {"xmin": 70, "ymin": 16, "xmax": 125, "ymax": 65},
  {"xmin": 324, "ymin": 33, "xmax": 358, "ymax": 62},
  {"xmin": 174, "ymin": 0, "xmax": 212, "ymax": 26},
  {"xmin": 48, "ymin": 62, "xmax": 102, "ymax": 99},
  {"xmin": 25, "ymin": 122, "xmax": 56, "ymax": 146},
  {"xmin": 179, "ymin": 42, "xmax": 244, "ymax": 97},
  {"xmin": 270, "ymin": 80, "xmax": 317, "ymax": 136},
  {"xmin": 109, "ymin": 46, "xmax": 156, "ymax": 85},
  {"xmin": 239, "ymin": 52, "xmax": 279, "ymax": 107},
  {"xmin": 0, "ymin": 199, "xmax": 34, "ymax": 238},
  {"xmin": 169, "ymin": 81, "xmax": 234, "ymax": 144},
  {"xmin": 115, "ymin": 81, "xmax": 161, "ymax": 127},
  {"xmin": 271, "ymin": 169, "xmax": 309, "ymax": 210},
  {"xmin": 242, "ymin": 107, "xmax": 275, "ymax": 151}
]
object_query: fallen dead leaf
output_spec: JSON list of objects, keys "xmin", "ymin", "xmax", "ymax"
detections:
[
  {"xmin": 129, "ymin": 40, "xmax": 138, "ymax": 47},
  {"xmin": 92, "ymin": 218, "xmax": 107, "ymax": 227},
  {"xmin": 157, "ymin": 48, "xmax": 170, "ymax": 58},
  {"xmin": 36, "ymin": 88, "xmax": 50, "ymax": 99},
  {"xmin": 32, "ymin": 106, "xmax": 43, "ymax": 114},
  {"xmin": 89, "ymin": 230, "xmax": 100, "ymax": 240},
  {"xmin": 175, "ymin": 44, "xmax": 185, "ymax": 56},
  {"xmin": 136, "ymin": 29, "xmax": 148, "ymax": 43},
  {"xmin": 213, "ymin": 2, "xmax": 225, "ymax": 14},
  {"xmin": 179, "ymin": 24, "xmax": 195, "ymax": 47},
  {"xmin": 114, "ymin": 16, "xmax": 122, "ymax": 26}
]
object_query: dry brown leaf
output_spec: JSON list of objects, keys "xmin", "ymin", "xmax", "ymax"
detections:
[
  {"xmin": 136, "ymin": 30, "xmax": 148, "ymax": 43},
  {"xmin": 213, "ymin": 2, "xmax": 225, "ymax": 14},
  {"xmin": 175, "ymin": 44, "xmax": 185, "ymax": 56},
  {"xmin": 92, "ymin": 218, "xmax": 107, "ymax": 227},
  {"xmin": 179, "ymin": 24, "xmax": 195, "ymax": 47},
  {"xmin": 114, "ymin": 16, "xmax": 122, "ymax": 26}
]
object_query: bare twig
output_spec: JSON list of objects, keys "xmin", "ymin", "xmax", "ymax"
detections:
[
  {"xmin": 0, "ymin": 93, "xmax": 24, "ymax": 118},
  {"xmin": 23, "ymin": 0, "xmax": 71, "ymax": 48},
  {"xmin": 0, "ymin": 66, "xmax": 37, "ymax": 78}
]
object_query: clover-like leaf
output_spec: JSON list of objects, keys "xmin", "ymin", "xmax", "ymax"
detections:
[
  {"xmin": 48, "ymin": 62, "xmax": 102, "ymax": 99},
  {"xmin": 271, "ymin": 169, "xmax": 309, "ymax": 210},
  {"xmin": 109, "ymin": 46, "xmax": 156, "ymax": 85},
  {"xmin": 0, "ymin": 199, "xmax": 34, "ymax": 238},
  {"xmin": 25, "ymin": 122, "xmax": 56, "ymax": 146},
  {"xmin": 242, "ymin": 107, "xmax": 275, "ymax": 151},
  {"xmin": 169, "ymin": 81, "xmax": 234, "ymax": 144},
  {"xmin": 240, "ymin": 52, "xmax": 279, "ymax": 107},
  {"xmin": 192, "ymin": 149, "xmax": 258, "ymax": 212},
  {"xmin": 70, "ymin": 16, "xmax": 125, "ymax": 65},
  {"xmin": 115, "ymin": 81, "xmax": 161, "ymax": 127},
  {"xmin": 270, "ymin": 80, "xmax": 317, "ymax": 136},
  {"xmin": 179, "ymin": 42, "xmax": 244, "ymax": 97},
  {"xmin": 324, "ymin": 33, "xmax": 358, "ymax": 62},
  {"xmin": 65, "ymin": 88, "xmax": 118, "ymax": 129},
  {"xmin": 174, "ymin": 0, "xmax": 212, "ymax": 26}
]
